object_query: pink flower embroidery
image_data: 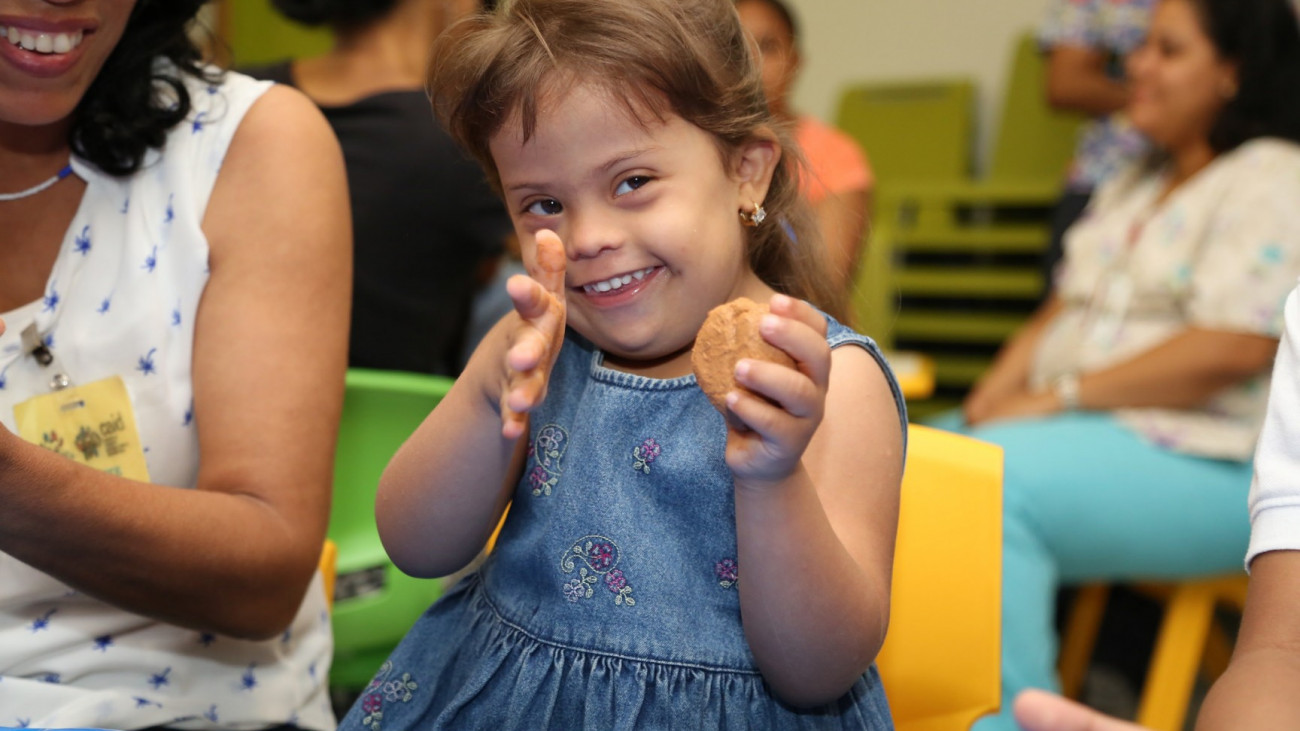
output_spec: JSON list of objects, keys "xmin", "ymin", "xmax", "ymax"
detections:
[
  {"xmin": 715, "ymin": 558, "xmax": 739, "ymax": 589},
  {"xmin": 560, "ymin": 535, "xmax": 636, "ymax": 607},
  {"xmin": 632, "ymin": 438, "xmax": 662, "ymax": 474}
]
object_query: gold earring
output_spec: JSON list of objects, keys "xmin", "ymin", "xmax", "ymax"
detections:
[{"xmin": 739, "ymin": 201, "xmax": 767, "ymax": 227}]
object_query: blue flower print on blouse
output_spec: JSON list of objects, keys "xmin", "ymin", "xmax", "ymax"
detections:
[
  {"xmin": 73, "ymin": 225, "xmax": 91, "ymax": 256},
  {"xmin": 560, "ymin": 535, "xmax": 636, "ymax": 606},
  {"xmin": 42, "ymin": 281, "xmax": 59, "ymax": 313},
  {"xmin": 29, "ymin": 608, "xmax": 56, "ymax": 632},
  {"xmin": 148, "ymin": 667, "xmax": 172, "ymax": 690},
  {"xmin": 357, "ymin": 660, "xmax": 419, "ymax": 731},
  {"xmin": 239, "ymin": 663, "xmax": 258, "ymax": 691},
  {"xmin": 137, "ymin": 348, "xmax": 158, "ymax": 376},
  {"xmin": 632, "ymin": 437, "xmax": 661, "ymax": 474},
  {"xmin": 526, "ymin": 424, "xmax": 569, "ymax": 497}
]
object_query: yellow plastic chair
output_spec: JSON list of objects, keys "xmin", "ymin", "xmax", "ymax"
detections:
[
  {"xmin": 1058, "ymin": 576, "xmax": 1248, "ymax": 731},
  {"xmin": 877, "ymin": 425, "xmax": 1004, "ymax": 731},
  {"xmin": 319, "ymin": 539, "xmax": 338, "ymax": 611}
]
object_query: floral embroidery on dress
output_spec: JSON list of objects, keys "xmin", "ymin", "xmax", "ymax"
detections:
[
  {"xmin": 527, "ymin": 424, "xmax": 568, "ymax": 496},
  {"xmin": 631, "ymin": 437, "xmax": 661, "ymax": 474},
  {"xmin": 561, "ymin": 535, "xmax": 636, "ymax": 606},
  {"xmin": 358, "ymin": 660, "xmax": 419, "ymax": 731},
  {"xmin": 715, "ymin": 558, "xmax": 739, "ymax": 589}
]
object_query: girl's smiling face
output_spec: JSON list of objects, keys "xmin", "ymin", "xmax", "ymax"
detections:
[{"xmin": 490, "ymin": 81, "xmax": 779, "ymax": 376}]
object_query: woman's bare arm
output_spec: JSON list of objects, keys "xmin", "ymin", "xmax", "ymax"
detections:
[{"xmin": 0, "ymin": 86, "xmax": 351, "ymax": 639}]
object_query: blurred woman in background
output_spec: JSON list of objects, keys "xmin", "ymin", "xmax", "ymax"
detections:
[
  {"xmin": 249, "ymin": 0, "xmax": 512, "ymax": 376},
  {"xmin": 933, "ymin": 0, "xmax": 1300, "ymax": 727},
  {"xmin": 736, "ymin": 0, "xmax": 873, "ymax": 295}
]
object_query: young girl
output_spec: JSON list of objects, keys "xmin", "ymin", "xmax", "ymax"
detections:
[{"xmin": 341, "ymin": 0, "xmax": 906, "ymax": 727}]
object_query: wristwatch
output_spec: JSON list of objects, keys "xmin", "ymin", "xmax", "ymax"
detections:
[{"xmin": 1053, "ymin": 371, "xmax": 1082, "ymax": 411}]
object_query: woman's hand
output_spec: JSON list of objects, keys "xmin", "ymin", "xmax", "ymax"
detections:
[
  {"xmin": 964, "ymin": 366, "xmax": 1033, "ymax": 425},
  {"xmin": 967, "ymin": 387, "xmax": 1061, "ymax": 426},
  {"xmin": 500, "ymin": 229, "xmax": 567, "ymax": 440},
  {"xmin": 724, "ymin": 294, "xmax": 831, "ymax": 487}
]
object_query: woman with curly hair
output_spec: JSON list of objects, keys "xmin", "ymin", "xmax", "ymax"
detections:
[{"xmin": 0, "ymin": 0, "xmax": 349, "ymax": 727}]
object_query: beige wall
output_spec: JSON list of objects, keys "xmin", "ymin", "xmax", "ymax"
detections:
[{"xmin": 785, "ymin": 0, "xmax": 1048, "ymax": 169}]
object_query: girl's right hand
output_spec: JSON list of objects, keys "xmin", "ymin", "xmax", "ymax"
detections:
[{"xmin": 500, "ymin": 229, "xmax": 567, "ymax": 440}]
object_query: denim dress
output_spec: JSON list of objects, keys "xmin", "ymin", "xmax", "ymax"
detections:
[{"xmin": 340, "ymin": 317, "xmax": 906, "ymax": 730}]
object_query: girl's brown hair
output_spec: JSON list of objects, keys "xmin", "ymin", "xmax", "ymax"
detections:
[{"xmin": 428, "ymin": 0, "xmax": 845, "ymax": 322}]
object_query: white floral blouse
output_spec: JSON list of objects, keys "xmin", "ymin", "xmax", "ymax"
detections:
[{"xmin": 1032, "ymin": 138, "xmax": 1300, "ymax": 460}]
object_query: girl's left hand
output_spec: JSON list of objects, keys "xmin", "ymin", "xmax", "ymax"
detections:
[{"xmin": 724, "ymin": 294, "xmax": 831, "ymax": 488}]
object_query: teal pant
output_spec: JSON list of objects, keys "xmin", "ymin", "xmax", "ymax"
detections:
[{"xmin": 927, "ymin": 411, "xmax": 1252, "ymax": 731}]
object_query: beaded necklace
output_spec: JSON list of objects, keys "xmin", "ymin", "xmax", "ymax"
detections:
[{"xmin": 0, "ymin": 164, "xmax": 75, "ymax": 202}]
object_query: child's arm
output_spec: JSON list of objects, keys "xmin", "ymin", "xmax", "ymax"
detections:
[
  {"xmin": 725, "ymin": 294, "xmax": 904, "ymax": 707},
  {"xmin": 375, "ymin": 231, "xmax": 567, "ymax": 578},
  {"xmin": 1195, "ymin": 556, "xmax": 1300, "ymax": 730}
]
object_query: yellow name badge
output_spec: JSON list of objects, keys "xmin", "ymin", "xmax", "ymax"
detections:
[{"xmin": 14, "ymin": 375, "xmax": 151, "ymax": 482}]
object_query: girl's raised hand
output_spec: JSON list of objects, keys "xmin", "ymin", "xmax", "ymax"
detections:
[
  {"xmin": 724, "ymin": 294, "xmax": 831, "ymax": 487},
  {"xmin": 500, "ymin": 229, "xmax": 567, "ymax": 440}
]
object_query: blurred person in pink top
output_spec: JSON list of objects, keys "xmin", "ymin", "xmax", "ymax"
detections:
[{"xmin": 736, "ymin": 0, "xmax": 873, "ymax": 295}]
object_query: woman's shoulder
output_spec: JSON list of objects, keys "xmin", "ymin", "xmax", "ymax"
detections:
[
  {"xmin": 1218, "ymin": 137, "xmax": 1300, "ymax": 175},
  {"xmin": 128, "ymin": 68, "xmax": 277, "ymax": 178}
]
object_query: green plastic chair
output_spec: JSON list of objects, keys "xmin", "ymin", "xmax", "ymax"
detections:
[
  {"xmin": 849, "ymin": 32, "xmax": 1086, "ymax": 412},
  {"xmin": 835, "ymin": 77, "xmax": 976, "ymax": 187},
  {"xmin": 834, "ymin": 78, "xmax": 976, "ymax": 348},
  {"xmin": 221, "ymin": 0, "xmax": 333, "ymax": 67},
  {"xmin": 329, "ymin": 368, "xmax": 453, "ymax": 689}
]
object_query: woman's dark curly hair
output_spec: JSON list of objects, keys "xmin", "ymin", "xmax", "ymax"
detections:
[
  {"xmin": 73, "ymin": 0, "xmax": 219, "ymax": 176},
  {"xmin": 1190, "ymin": 0, "xmax": 1300, "ymax": 151},
  {"xmin": 269, "ymin": 0, "xmax": 401, "ymax": 29}
]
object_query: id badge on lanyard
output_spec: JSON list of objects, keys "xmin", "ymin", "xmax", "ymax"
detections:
[
  {"xmin": 1083, "ymin": 271, "xmax": 1134, "ymax": 351},
  {"xmin": 11, "ymin": 323, "xmax": 151, "ymax": 481}
]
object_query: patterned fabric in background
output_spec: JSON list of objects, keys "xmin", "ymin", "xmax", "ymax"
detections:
[
  {"xmin": 1035, "ymin": 139, "xmax": 1300, "ymax": 460},
  {"xmin": 1038, "ymin": 0, "xmax": 1156, "ymax": 191}
]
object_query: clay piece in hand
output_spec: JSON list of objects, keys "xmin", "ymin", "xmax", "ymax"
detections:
[{"xmin": 691, "ymin": 297, "xmax": 795, "ymax": 415}]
